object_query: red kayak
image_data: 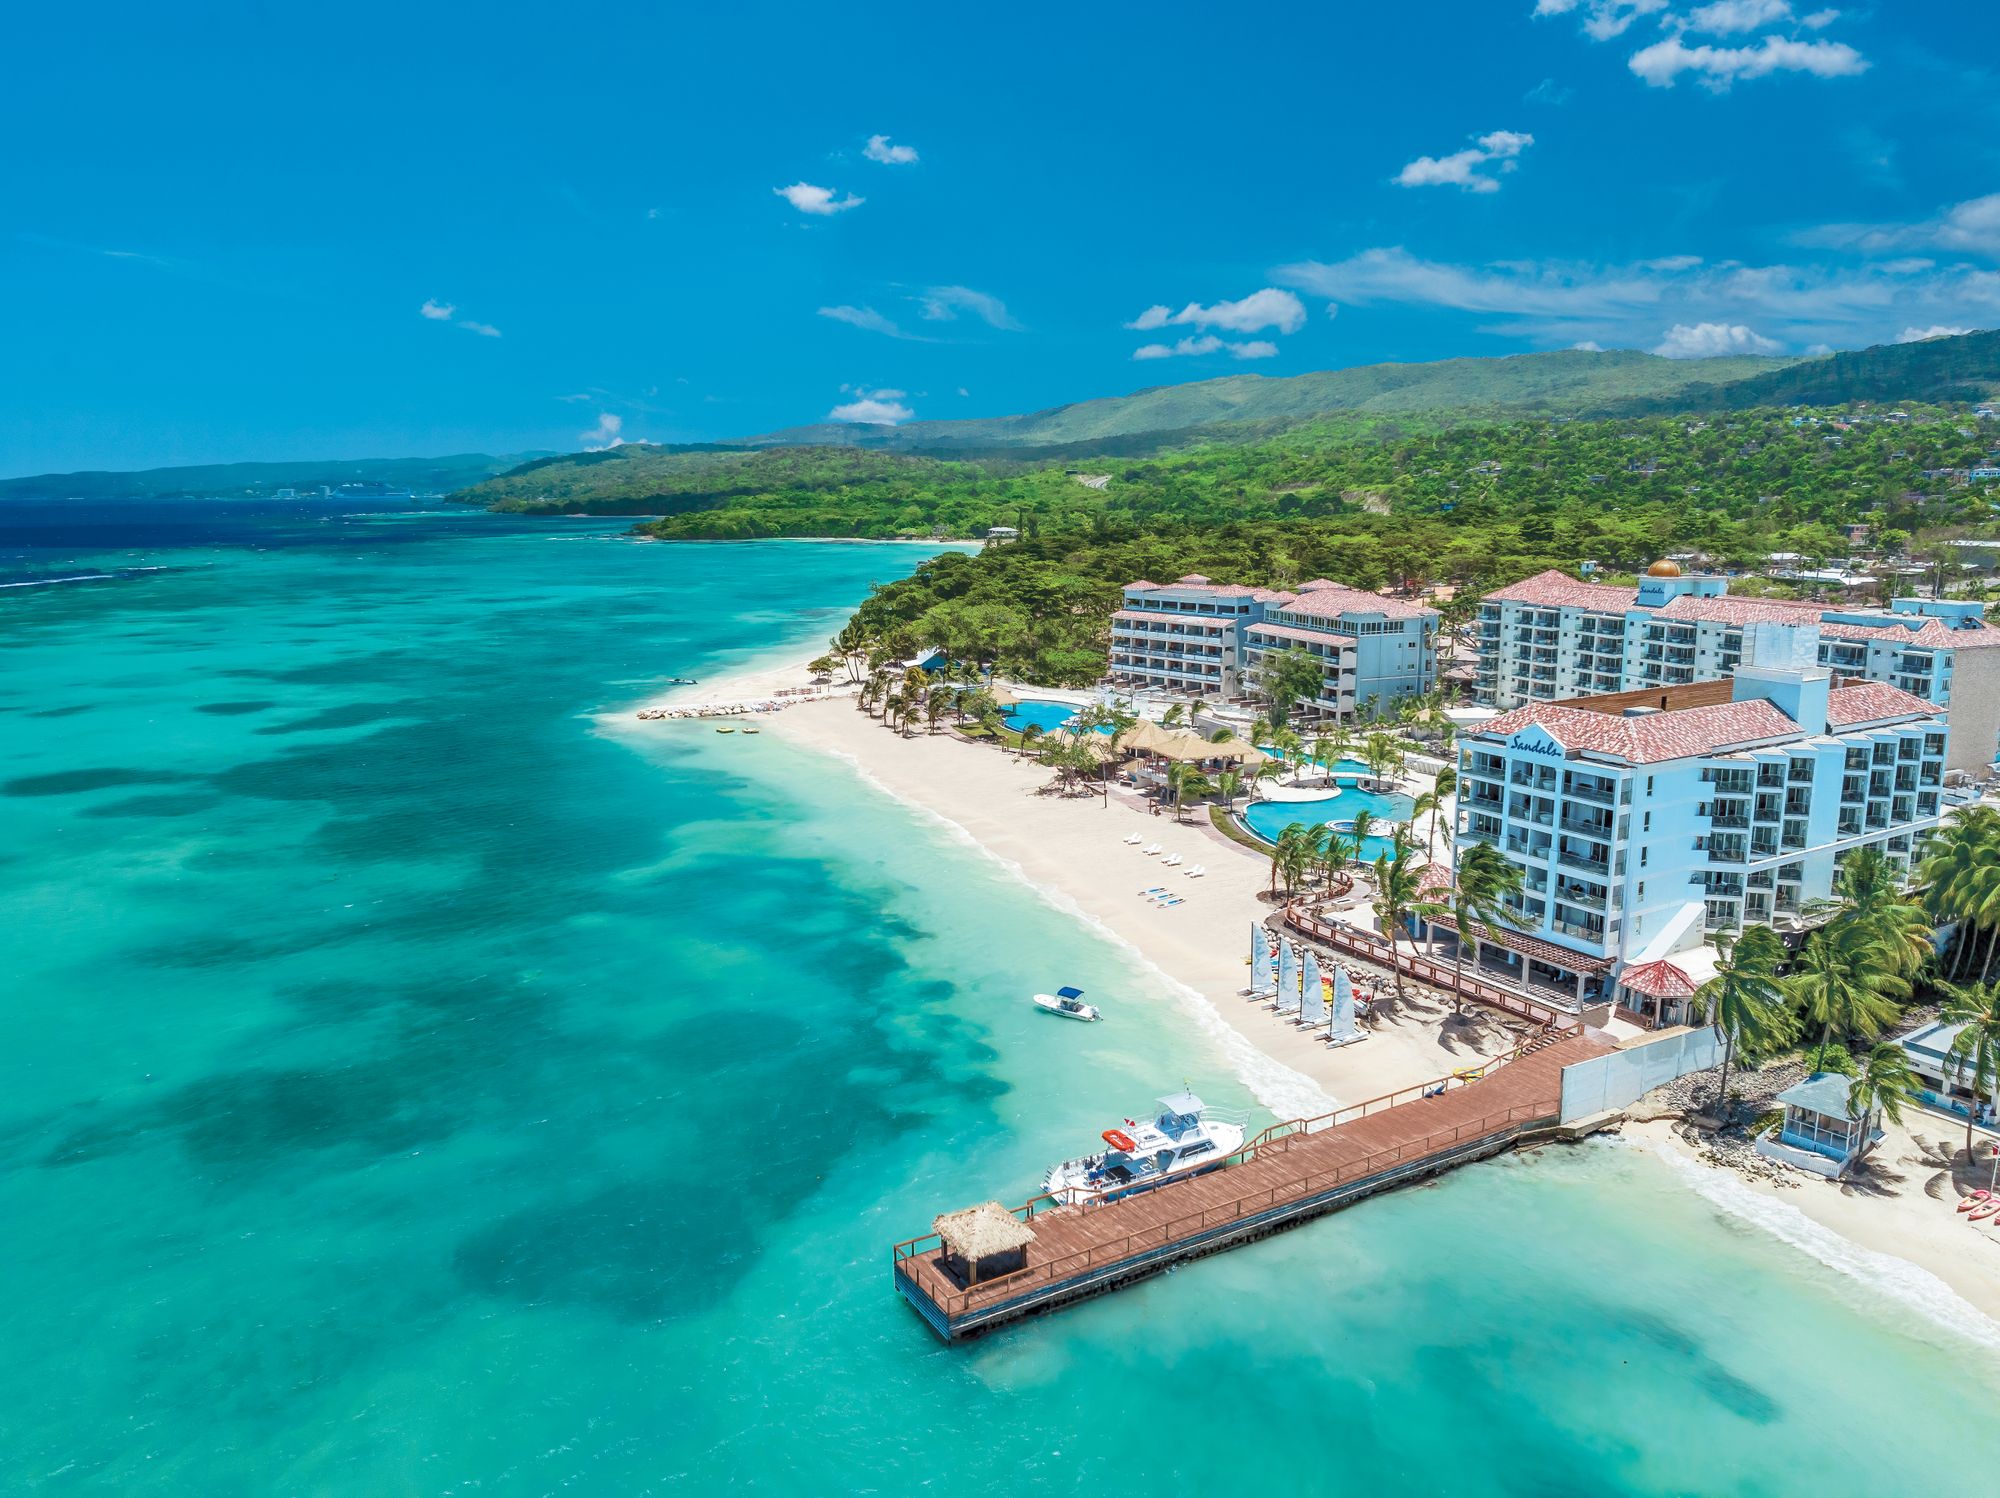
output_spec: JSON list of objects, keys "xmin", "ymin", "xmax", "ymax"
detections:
[{"xmin": 1959, "ymin": 1191, "xmax": 1992, "ymax": 1215}]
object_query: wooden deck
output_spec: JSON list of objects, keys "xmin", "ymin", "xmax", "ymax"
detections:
[{"xmin": 893, "ymin": 1031, "xmax": 1612, "ymax": 1340}]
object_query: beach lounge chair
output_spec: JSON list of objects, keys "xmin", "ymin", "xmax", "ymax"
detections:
[
  {"xmin": 1137, "ymin": 885, "xmax": 1167, "ymax": 896},
  {"xmin": 1157, "ymin": 896, "xmax": 1184, "ymax": 908},
  {"xmin": 1163, "ymin": 853, "xmax": 1183, "ymax": 867},
  {"xmin": 1184, "ymin": 864, "xmax": 1206, "ymax": 878},
  {"xmin": 1143, "ymin": 843, "xmax": 1163, "ymax": 856},
  {"xmin": 1122, "ymin": 832, "xmax": 1144, "ymax": 845}
]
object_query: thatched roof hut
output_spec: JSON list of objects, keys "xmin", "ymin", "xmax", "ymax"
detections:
[{"xmin": 933, "ymin": 1201, "xmax": 1037, "ymax": 1287}]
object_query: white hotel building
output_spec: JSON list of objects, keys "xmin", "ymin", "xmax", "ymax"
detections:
[
  {"xmin": 1474, "ymin": 563, "xmax": 2000, "ymax": 773},
  {"xmin": 1108, "ymin": 574, "xmax": 1438, "ymax": 717},
  {"xmin": 1452, "ymin": 622, "xmax": 1948, "ymax": 1025}
]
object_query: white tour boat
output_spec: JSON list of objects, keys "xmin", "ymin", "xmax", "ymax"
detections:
[
  {"xmin": 1032, "ymin": 985, "xmax": 1101, "ymax": 1022},
  {"xmin": 1040, "ymin": 1091, "xmax": 1248, "ymax": 1204}
]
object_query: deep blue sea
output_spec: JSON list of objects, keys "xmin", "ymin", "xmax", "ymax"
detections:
[{"xmin": 4, "ymin": 497, "xmax": 1999, "ymax": 1494}]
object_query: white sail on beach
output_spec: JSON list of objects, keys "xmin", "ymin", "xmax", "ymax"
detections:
[
  {"xmin": 1251, "ymin": 920, "xmax": 1272, "ymax": 995},
  {"xmin": 1300, "ymin": 949, "xmax": 1326, "ymax": 1026},
  {"xmin": 1277, "ymin": 939, "xmax": 1299, "ymax": 1013},
  {"xmin": 1330, "ymin": 963, "xmax": 1358, "ymax": 1043}
]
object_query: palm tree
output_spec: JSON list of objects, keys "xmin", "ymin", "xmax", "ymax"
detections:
[
  {"xmin": 1447, "ymin": 841, "xmax": 1525, "ymax": 1012},
  {"xmin": 1164, "ymin": 762, "xmax": 1211, "ymax": 823},
  {"xmin": 1848, "ymin": 1041, "xmax": 1921, "ymax": 1134},
  {"xmin": 1342, "ymin": 809, "xmax": 1378, "ymax": 875},
  {"xmin": 1362, "ymin": 732, "xmax": 1402, "ymax": 788},
  {"xmin": 1315, "ymin": 822, "xmax": 1351, "ymax": 890},
  {"xmin": 1943, "ymin": 979, "xmax": 2000, "ymax": 1156},
  {"xmin": 925, "ymin": 686, "xmax": 952, "ymax": 734},
  {"xmin": 1371, "ymin": 828, "xmax": 1442, "ymax": 1012},
  {"xmin": 1212, "ymin": 768, "xmax": 1243, "ymax": 813},
  {"xmin": 1414, "ymin": 765, "xmax": 1457, "ymax": 862},
  {"xmin": 1787, "ymin": 924, "xmax": 1904, "ymax": 1074},
  {"xmin": 1920, "ymin": 808, "xmax": 2000, "ymax": 979},
  {"xmin": 1823, "ymin": 845, "xmax": 1932, "ymax": 984},
  {"xmin": 1161, "ymin": 703, "xmax": 1186, "ymax": 728},
  {"xmin": 1016, "ymin": 722, "xmax": 1044, "ymax": 761},
  {"xmin": 1693, "ymin": 926, "xmax": 1792, "ymax": 1117},
  {"xmin": 1311, "ymin": 735, "xmax": 1338, "ymax": 783},
  {"xmin": 1269, "ymin": 822, "xmax": 1315, "ymax": 896}
]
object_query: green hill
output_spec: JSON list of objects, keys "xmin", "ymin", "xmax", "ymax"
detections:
[
  {"xmin": 1604, "ymin": 327, "xmax": 2000, "ymax": 415},
  {"xmin": 740, "ymin": 347, "xmax": 1799, "ymax": 451},
  {"xmin": 0, "ymin": 451, "xmax": 551, "ymax": 501}
]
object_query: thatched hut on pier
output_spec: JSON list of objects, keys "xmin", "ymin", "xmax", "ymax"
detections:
[{"xmin": 933, "ymin": 1201, "xmax": 1036, "ymax": 1288}]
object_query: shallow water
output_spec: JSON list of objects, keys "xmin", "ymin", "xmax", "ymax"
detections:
[{"xmin": 4, "ymin": 500, "xmax": 1999, "ymax": 1493}]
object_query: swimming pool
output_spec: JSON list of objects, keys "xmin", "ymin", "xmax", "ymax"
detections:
[
  {"xmin": 1240, "ymin": 783, "xmax": 1418, "ymax": 865},
  {"xmin": 1004, "ymin": 699, "xmax": 1115, "ymax": 735}
]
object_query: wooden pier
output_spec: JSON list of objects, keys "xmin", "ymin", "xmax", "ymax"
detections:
[{"xmin": 892, "ymin": 1030, "xmax": 1613, "ymax": 1341}]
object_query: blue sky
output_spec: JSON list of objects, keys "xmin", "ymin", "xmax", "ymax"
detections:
[{"xmin": 5, "ymin": 0, "xmax": 1998, "ymax": 475}]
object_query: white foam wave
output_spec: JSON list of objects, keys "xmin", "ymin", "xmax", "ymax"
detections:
[
  {"xmin": 1640, "ymin": 1138, "xmax": 2000, "ymax": 1353},
  {"xmin": 0, "ymin": 573, "xmax": 114, "ymax": 589},
  {"xmin": 806, "ymin": 738, "xmax": 1336, "ymax": 1123}
]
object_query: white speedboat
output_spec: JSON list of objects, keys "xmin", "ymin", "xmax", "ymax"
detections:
[
  {"xmin": 1032, "ymin": 985, "xmax": 1101, "ymax": 1022},
  {"xmin": 1040, "ymin": 1091, "xmax": 1249, "ymax": 1204}
]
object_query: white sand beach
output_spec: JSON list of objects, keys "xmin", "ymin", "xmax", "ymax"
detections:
[{"xmin": 761, "ymin": 695, "xmax": 1530, "ymax": 1110}]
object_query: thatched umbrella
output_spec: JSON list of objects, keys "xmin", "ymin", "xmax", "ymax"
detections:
[
  {"xmin": 986, "ymin": 684, "xmax": 1020, "ymax": 710},
  {"xmin": 1205, "ymin": 739, "xmax": 1272, "ymax": 767},
  {"xmin": 1115, "ymin": 719, "xmax": 1175, "ymax": 753},
  {"xmin": 1052, "ymin": 728, "xmax": 1116, "ymax": 764},
  {"xmin": 1148, "ymin": 727, "xmax": 1222, "ymax": 762}
]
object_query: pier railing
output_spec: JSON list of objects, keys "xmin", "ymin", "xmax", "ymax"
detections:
[
  {"xmin": 1282, "ymin": 902, "xmax": 1573, "ymax": 1028},
  {"xmin": 892, "ymin": 1097, "xmax": 1560, "ymax": 1317}
]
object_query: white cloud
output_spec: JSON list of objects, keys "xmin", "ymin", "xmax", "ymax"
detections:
[
  {"xmin": 1533, "ymin": 0, "xmax": 1669, "ymax": 40},
  {"xmin": 1132, "ymin": 335, "xmax": 1278, "ymax": 361},
  {"xmin": 828, "ymin": 394, "xmax": 914, "ymax": 424},
  {"xmin": 1397, "ymin": 130, "xmax": 1534, "ymax": 193},
  {"xmin": 919, "ymin": 285, "xmax": 1023, "ymax": 330},
  {"xmin": 775, "ymin": 181, "xmax": 864, "ymax": 216},
  {"xmin": 1801, "ymin": 7, "xmax": 1839, "ymax": 24},
  {"xmin": 863, "ymin": 134, "xmax": 918, "ymax": 165},
  {"xmin": 1813, "ymin": 194, "xmax": 2000, "ymax": 259},
  {"xmin": 1525, "ymin": 77, "xmax": 1575, "ymax": 105},
  {"xmin": 1685, "ymin": 0, "xmax": 1793, "ymax": 33},
  {"xmin": 1274, "ymin": 243, "xmax": 2000, "ymax": 354},
  {"xmin": 1572, "ymin": 340, "xmax": 1605, "ymax": 351},
  {"xmin": 419, "ymin": 298, "xmax": 500, "ymax": 337},
  {"xmin": 1629, "ymin": 34, "xmax": 1867, "ymax": 89},
  {"xmin": 1897, "ymin": 325, "xmax": 1972, "ymax": 343},
  {"xmin": 580, "ymin": 412, "xmax": 624, "ymax": 449},
  {"xmin": 818, "ymin": 304, "xmax": 921, "ymax": 340},
  {"xmin": 1122, "ymin": 287, "xmax": 1306, "ymax": 336},
  {"xmin": 1652, "ymin": 322, "xmax": 1783, "ymax": 357}
]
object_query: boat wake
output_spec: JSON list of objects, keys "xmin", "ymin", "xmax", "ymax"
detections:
[
  {"xmin": 802, "ymin": 738, "xmax": 1337, "ymax": 1124},
  {"xmin": 1640, "ymin": 1138, "xmax": 2000, "ymax": 1354}
]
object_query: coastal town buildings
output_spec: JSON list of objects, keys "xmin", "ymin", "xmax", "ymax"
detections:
[
  {"xmin": 1474, "ymin": 562, "xmax": 2000, "ymax": 772},
  {"xmin": 1107, "ymin": 574, "xmax": 1437, "ymax": 718},
  {"xmin": 1452, "ymin": 627, "xmax": 1949, "ymax": 1023}
]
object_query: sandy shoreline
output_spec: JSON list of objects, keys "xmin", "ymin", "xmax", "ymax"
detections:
[{"xmin": 624, "ymin": 641, "xmax": 2000, "ymax": 1330}]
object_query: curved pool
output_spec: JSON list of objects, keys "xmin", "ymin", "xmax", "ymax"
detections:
[
  {"xmin": 1241, "ymin": 783, "xmax": 1417, "ymax": 865},
  {"xmin": 1004, "ymin": 699, "xmax": 1115, "ymax": 735}
]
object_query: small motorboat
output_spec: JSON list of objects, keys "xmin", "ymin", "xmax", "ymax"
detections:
[
  {"xmin": 742, "ymin": 726, "xmax": 762, "ymax": 735},
  {"xmin": 715, "ymin": 725, "xmax": 736, "ymax": 734},
  {"xmin": 1041, "ymin": 1090, "xmax": 1249, "ymax": 1204},
  {"xmin": 667, "ymin": 676, "xmax": 698, "ymax": 685},
  {"xmin": 1033, "ymin": 985, "xmax": 1101, "ymax": 1022}
]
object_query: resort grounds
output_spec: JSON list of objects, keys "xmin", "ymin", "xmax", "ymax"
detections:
[{"xmin": 638, "ymin": 656, "xmax": 2000, "ymax": 1328}]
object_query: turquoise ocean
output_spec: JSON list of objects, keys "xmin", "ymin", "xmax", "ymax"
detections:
[{"xmin": 4, "ymin": 498, "xmax": 1999, "ymax": 1494}]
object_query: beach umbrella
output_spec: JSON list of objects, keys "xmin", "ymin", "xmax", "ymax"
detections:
[
  {"xmin": 1330, "ymin": 964, "xmax": 1358, "ymax": 1044},
  {"xmin": 1250, "ymin": 921, "xmax": 1272, "ymax": 994},
  {"xmin": 1300, "ymin": 950, "xmax": 1326, "ymax": 1026},
  {"xmin": 987, "ymin": 685, "xmax": 1020, "ymax": 710},
  {"xmin": 1150, "ymin": 727, "xmax": 1222, "ymax": 763},
  {"xmin": 1052, "ymin": 727, "xmax": 1115, "ymax": 763},
  {"xmin": 1277, "ymin": 940, "xmax": 1299, "ymax": 1014}
]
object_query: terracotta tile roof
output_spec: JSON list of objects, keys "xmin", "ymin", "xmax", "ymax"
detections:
[
  {"xmin": 1112, "ymin": 609, "xmax": 1228, "ymax": 628},
  {"xmin": 1281, "ymin": 585, "xmax": 1436, "ymax": 622},
  {"xmin": 1484, "ymin": 569, "xmax": 1639, "ymax": 612},
  {"xmin": 1649, "ymin": 594, "xmax": 1822, "ymax": 627},
  {"xmin": 1823, "ymin": 680, "xmax": 1940, "ymax": 728},
  {"xmin": 1818, "ymin": 615, "xmax": 2000, "ymax": 650},
  {"xmin": 1620, "ymin": 959, "xmax": 1698, "ymax": 1000},
  {"xmin": 1473, "ymin": 699, "xmax": 1803, "ymax": 764},
  {"xmin": 1245, "ymin": 621, "xmax": 1356, "ymax": 650}
]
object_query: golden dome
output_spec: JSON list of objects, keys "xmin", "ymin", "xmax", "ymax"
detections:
[{"xmin": 1646, "ymin": 559, "xmax": 1683, "ymax": 578}]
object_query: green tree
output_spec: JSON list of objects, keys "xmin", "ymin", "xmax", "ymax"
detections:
[
  {"xmin": 1371, "ymin": 827, "xmax": 1443, "ymax": 1012},
  {"xmin": 1693, "ymin": 926, "xmax": 1792, "ymax": 1116},
  {"xmin": 1257, "ymin": 646, "xmax": 1325, "ymax": 728},
  {"xmin": 1848, "ymin": 1042, "xmax": 1921, "ymax": 1134},
  {"xmin": 1448, "ymin": 842, "xmax": 1526, "ymax": 1013},
  {"xmin": 1787, "ymin": 924, "xmax": 1904, "ymax": 1074},
  {"xmin": 1943, "ymin": 979, "xmax": 2000, "ymax": 1156}
]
